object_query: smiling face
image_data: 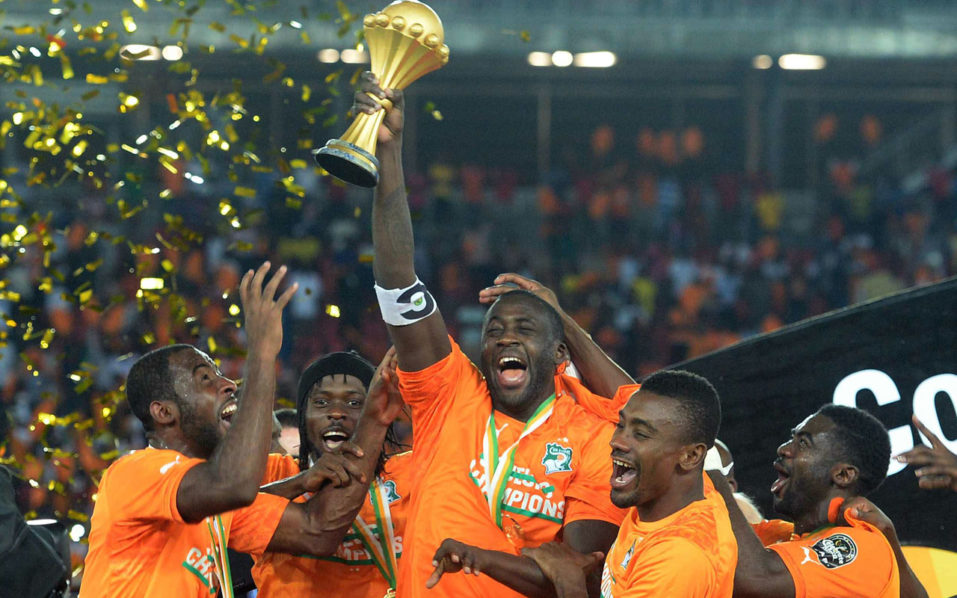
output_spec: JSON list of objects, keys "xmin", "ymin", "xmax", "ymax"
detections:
[
  {"xmin": 480, "ymin": 294, "xmax": 565, "ymax": 419},
  {"xmin": 167, "ymin": 347, "xmax": 238, "ymax": 459},
  {"xmin": 771, "ymin": 414, "xmax": 840, "ymax": 519},
  {"xmin": 609, "ymin": 391, "xmax": 691, "ymax": 510},
  {"xmin": 304, "ymin": 374, "xmax": 366, "ymax": 456}
]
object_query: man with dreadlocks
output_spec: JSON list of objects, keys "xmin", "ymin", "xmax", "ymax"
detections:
[{"xmin": 252, "ymin": 348, "xmax": 412, "ymax": 597}]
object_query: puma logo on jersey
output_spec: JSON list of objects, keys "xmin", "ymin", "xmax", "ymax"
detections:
[
  {"xmin": 160, "ymin": 456, "xmax": 181, "ymax": 475},
  {"xmin": 799, "ymin": 546, "xmax": 817, "ymax": 566},
  {"xmin": 541, "ymin": 443, "xmax": 573, "ymax": 474}
]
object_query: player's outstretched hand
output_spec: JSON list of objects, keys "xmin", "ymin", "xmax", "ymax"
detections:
[
  {"xmin": 896, "ymin": 415, "xmax": 957, "ymax": 492},
  {"xmin": 239, "ymin": 262, "xmax": 298, "ymax": 359},
  {"xmin": 478, "ymin": 273, "xmax": 562, "ymax": 313},
  {"xmin": 363, "ymin": 347, "xmax": 404, "ymax": 427}
]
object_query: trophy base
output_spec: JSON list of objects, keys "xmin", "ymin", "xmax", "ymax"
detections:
[{"xmin": 313, "ymin": 140, "xmax": 380, "ymax": 188}]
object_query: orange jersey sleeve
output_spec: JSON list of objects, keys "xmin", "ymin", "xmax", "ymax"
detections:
[
  {"xmin": 559, "ymin": 378, "xmax": 637, "ymax": 424},
  {"xmin": 226, "ymin": 492, "xmax": 289, "ymax": 558},
  {"xmin": 562, "ymin": 413, "xmax": 626, "ymax": 526},
  {"xmin": 767, "ymin": 516, "xmax": 900, "ymax": 598},
  {"xmin": 752, "ymin": 518, "xmax": 795, "ymax": 546},
  {"xmin": 261, "ymin": 453, "xmax": 299, "ymax": 485},
  {"xmin": 97, "ymin": 448, "xmax": 203, "ymax": 523},
  {"xmin": 397, "ymin": 337, "xmax": 486, "ymax": 459}
]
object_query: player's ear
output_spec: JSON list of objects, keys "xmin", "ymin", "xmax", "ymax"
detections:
[
  {"xmin": 150, "ymin": 400, "xmax": 179, "ymax": 427},
  {"xmin": 830, "ymin": 462, "xmax": 860, "ymax": 489},
  {"xmin": 554, "ymin": 341, "xmax": 569, "ymax": 367},
  {"xmin": 679, "ymin": 443, "xmax": 707, "ymax": 472}
]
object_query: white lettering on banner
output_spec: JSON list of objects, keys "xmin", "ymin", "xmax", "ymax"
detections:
[
  {"xmin": 913, "ymin": 374, "xmax": 957, "ymax": 454},
  {"xmin": 833, "ymin": 369, "xmax": 957, "ymax": 476}
]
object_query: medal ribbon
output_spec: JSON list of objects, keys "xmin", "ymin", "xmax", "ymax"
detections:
[
  {"xmin": 481, "ymin": 394, "xmax": 555, "ymax": 528},
  {"xmin": 351, "ymin": 479, "xmax": 399, "ymax": 591},
  {"xmin": 205, "ymin": 514, "xmax": 233, "ymax": 598}
]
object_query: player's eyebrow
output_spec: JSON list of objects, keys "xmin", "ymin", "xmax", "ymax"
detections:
[
  {"xmin": 619, "ymin": 410, "xmax": 657, "ymax": 433},
  {"xmin": 632, "ymin": 417, "xmax": 658, "ymax": 433},
  {"xmin": 791, "ymin": 428, "xmax": 814, "ymax": 444}
]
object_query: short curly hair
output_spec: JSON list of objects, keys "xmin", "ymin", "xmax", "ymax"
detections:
[
  {"xmin": 817, "ymin": 404, "xmax": 891, "ymax": 495},
  {"xmin": 639, "ymin": 369, "xmax": 721, "ymax": 449},
  {"xmin": 126, "ymin": 344, "xmax": 193, "ymax": 432}
]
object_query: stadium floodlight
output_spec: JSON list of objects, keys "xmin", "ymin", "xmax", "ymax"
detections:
[
  {"xmin": 778, "ymin": 54, "xmax": 826, "ymax": 70},
  {"xmin": 139, "ymin": 278, "xmax": 165, "ymax": 290},
  {"xmin": 527, "ymin": 51, "xmax": 552, "ymax": 67},
  {"xmin": 119, "ymin": 44, "xmax": 161, "ymax": 61},
  {"xmin": 162, "ymin": 45, "xmax": 184, "ymax": 61},
  {"xmin": 752, "ymin": 54, "xmax": 773, "ymax": 69},
  {"xmin": 341, "ymin": 49, "xmax": 370, "ymax": 64},
  {"xmin": 573, "ymin": 51, "xmax": 616, "ymax": 68},
  {"xmin": 551, "ymin": 50, "xmax": 573, "ymax": 67},
  {"xmin": 317, "ymin": 49, "xmax": 340, "ymax": 63}
]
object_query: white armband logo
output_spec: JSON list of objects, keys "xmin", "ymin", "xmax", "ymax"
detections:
[{"xmin": 375, "ymin": 279, "xmax": 437, "ymax": 326}]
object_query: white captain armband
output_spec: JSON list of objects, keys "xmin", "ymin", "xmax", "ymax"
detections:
[{"xmin": 375, "ymin": 279, "xmax": 438, "ymax": 326}]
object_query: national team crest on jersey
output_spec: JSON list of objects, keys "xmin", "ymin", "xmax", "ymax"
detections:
[
  {"xmin": 381, "ymin": 480, "xmax": 401, "ymax": 503},
  {"xmin": 810, "ymin": 533, "xmax": 857, "ymax": 568},
  {"xmin": 541, "ymin": 443, "xmax": 574, "ymax": 474}
]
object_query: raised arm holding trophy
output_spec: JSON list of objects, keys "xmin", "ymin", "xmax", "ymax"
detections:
[{"xmin": 313, "ymin": 0, "xmax": 449, "ymax": 188}]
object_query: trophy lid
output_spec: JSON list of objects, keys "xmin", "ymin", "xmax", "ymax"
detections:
[{"xmin": 365, "ymin": 1, "xmax": 448, "ymax": 61}]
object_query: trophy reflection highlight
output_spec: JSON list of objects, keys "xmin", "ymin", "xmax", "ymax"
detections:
[{"xmin": 313, "ymin": 1, "xmax": 450, "ymax": 188}]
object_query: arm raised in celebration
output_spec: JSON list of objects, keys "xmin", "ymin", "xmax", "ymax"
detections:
[{"xmin": 356, "ymin": 72, "xmax": 450, "ymax": 372}]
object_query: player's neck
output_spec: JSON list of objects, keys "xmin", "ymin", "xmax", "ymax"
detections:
[
  {"xmin": 148, "ymin": 431, "xmax": 197, "ymax": 458},
  {"xmin": 637, "ymin": 468, "xmax": 705, "ymax": 522},
  {"xmin": 793, "ymin": 495, "xmax": 844, "ymax": 535},
  {"xmin": 491, "ymin": 387, "xmax": 555, "ymax": 423}
]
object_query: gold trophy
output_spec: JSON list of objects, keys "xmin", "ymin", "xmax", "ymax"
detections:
[{"xmin": 313, "ymin": 1, "xmax": 450, "ymax": 187}]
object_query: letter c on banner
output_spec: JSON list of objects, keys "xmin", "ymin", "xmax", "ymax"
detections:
[
  {"xmin": 912, "ymin": 374, "xmax": 957, "ymax": 455},
  {"xmin": 833, "ymin": 369, "xmax": 912, "ymax": 475}
]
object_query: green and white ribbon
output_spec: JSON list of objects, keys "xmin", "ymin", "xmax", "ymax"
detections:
[
  {"xmin": 205, "ymin": 514, "xmax": 233, "ymax": 598},
  {"xmin": 351, "ymin": 479, "xmax": 399, "ymax": 591},
  {"xmin": 481, "ymin": 395, "xmax": 555, "ymax": 527}
]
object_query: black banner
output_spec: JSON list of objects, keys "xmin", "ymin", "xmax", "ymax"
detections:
[{"xmin": 674, "ymin": 276, "xmax": 957, "ymax": 551}]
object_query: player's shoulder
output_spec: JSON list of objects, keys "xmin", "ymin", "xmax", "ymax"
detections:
[
  {"xmin": 809, "ymin": 523, "xmax": 892, "ymax": 561},
  {"xmin": 265, "ymin": 453, "xmax": 299, "ymax": 478},
  {"xmin": 384, "ymin": 449, "xmax": 414, "ymax": 478},
  {"xmin": 109, "ymin": 448, "xmax": 184, "ymax": 473},
  {"xmin": 776, "ymin": 523, "xmax": 893, "ymax": 574},
  {"xmin": 554, "ymin": 395, "xmax": 615, "ymax": 434},
  {"xmin": 665, "ymin": 499, "xmax": 725, "ymax": 547}
]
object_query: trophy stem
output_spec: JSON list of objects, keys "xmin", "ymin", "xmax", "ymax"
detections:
[{"xmin": 313, "ymin": 108, "xmax": 387, "ymax": 188}]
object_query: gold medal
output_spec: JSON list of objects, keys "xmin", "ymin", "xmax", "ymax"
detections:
[
  {"xmin": 503, "ymin": 515, "xmax": 526, "ymax": 549},
  {"xmin": 384, "ymin": 589, "xmax": 397, "ymax": 598}
]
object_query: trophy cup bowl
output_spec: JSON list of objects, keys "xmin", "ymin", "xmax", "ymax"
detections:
[{"xmin": 313, "ymin": 1, "xmax": 450, "ymax": 187}]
